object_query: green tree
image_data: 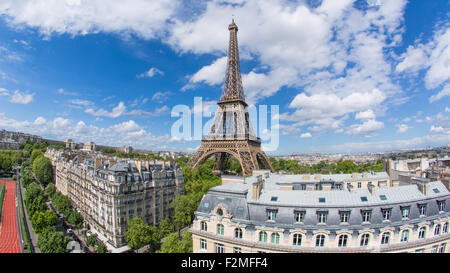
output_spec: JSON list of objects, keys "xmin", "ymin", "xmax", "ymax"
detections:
[
  {"xmin": 159, "ymin": 217, "xmax": 174, "ymax": 238},
  {"xmin": 21, "ymin": 168, "xmax": 34, "ymax": 188},
  {"xmin": 30, "ymin": 150, "xmax": 44, "ymax": 165},
  {"xmin": 44, "ymin": 183, "xmax": 56, "ymax": 198},
  {"xmin": 67, "ymin": 211, "xmax": 84, "ymax": 227},
  {"xmin": 157, "ymin": 231, "xmax": 192, "ymax": 253},
  {"xmin": 97, "ymin": 242, "xmax": 107, "ymax": 253},
  {"xmin": 37, "ymin": 228, "xmax": 69, "ymax": 253},
  {"xmin": 32, "ymin": 210, "xmax": 57, "ymax": 234},
  {"xmin": 124, "ymin": 217, "xmax": 161, "ymax": 249},
  {"xmin": 32, "ymin": 156, "xmax": 53, "ymax": 186},
  {"xmin": 86, "ymin": 234, "xmax": 98, "ymax": 247}
]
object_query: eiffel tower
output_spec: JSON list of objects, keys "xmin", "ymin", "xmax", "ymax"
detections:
[{"xmin": 189, "ymin": 19, "xmax": 274, "ymax": 176}]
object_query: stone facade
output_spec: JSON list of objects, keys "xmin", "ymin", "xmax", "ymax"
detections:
[
  {"xmin": 45, "ymin": 148, "xmax": 184, "ymax": 247},
  {"xmin": 191, "ymin": 171, "xmax": 450, "ymax": 253}
]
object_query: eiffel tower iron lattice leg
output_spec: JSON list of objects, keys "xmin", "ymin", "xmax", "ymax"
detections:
[{"xmin": 188, "ymin": 19, "xmax": 274, "ymax": 176}]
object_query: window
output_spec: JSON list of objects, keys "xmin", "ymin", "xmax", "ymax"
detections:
[
  {"xmin": 319, "ymin": 197, "xmax": 326, "ymax": 203},
  {"xmin": 271, "ymin": 233, "xmax": 280, "ymax": 244},
  {"xmin": 401, "ymin": 230, "xmax": 409, "ymax": 242},
  {"xmin": 360, "ymin": 234, "xmax": 370, "ymax": 247},
  {"xmin": 200, "ymin": 239, "xmax": 207, "ymax": 251},
  {"xmin": 259, "ymin": 231, "xmax": 268, "ymax": 243},
  {"xmin": 401, "ymin": 207, "xmax": 410, "ymax": 219},
  {"xmin": 438, "ymin": 243, "xmax": 446, "ymax": 253},
  {"xmin": 381, "ymin": 209, "xmax": 391, "ymax": 221},
  {"xmin": 379, "ymin": 195, "xmax": 387, "ymax": 201},
  {"xmin": 233, "ymin": 247, "xmax": 242, "ymax": 253},
  {"xmin": 293, "ymin": 234, "xmax": 302, "ymax": 246},
  {"xmin": 431, "ymin": 245, "xmax": 438, "ymax": 253},
  {"xmin": 437, "ymin": 200, "xmax": 446, "ymax": 212},
  {"xmin": 217, "ymin": 224, "xmax": 224, "ymax": 235},
  {"xmin": 360, "ymin": 196, "xmax": 368, "ymax": 202},
  {"xmin": 216, "ymin": 208, "xmax": 223, "ymax": 216},
  {"xmin": 267, "ymin": 210, "xmax": 277, "ymax": 221},
  {"xmin": 340, "ymin": 211, "xmax": 350, "ymax": 223},
  {"xmin": 294, "ymin": 211, "xmax": 305, "ymax": 223},
  {"xmin": 338, "ymin": 234, "xmax": 348, "ymax": 247},
  {"xmin": 358, "ymin": 182, "xmax": 362, "ymax": 188},
  {"xmin": 443, "ymin": 222, "xmax": 448, "ymax": 234},
  {"xmin": 235, "ymin": 228, "xmax": 243, "ymax": 239},
  {"xmin": 434, "ymin": 224, "xmax": 441, "ymax": 236},
  {"xmin": 381, "ymin": 232, "xmax": 390, "ymax": 245},
  {"xmin": 215, "ymin": 243, "xmax": 224, "ymax": 253},
  {"xmin": 315, "ymin": 235, "xmax": 325, "ymax": 247},
  {"xmin": 433, "ymin": 188, "xmax": 440, "ymax": 193},
  {"xmin": 415, "ymin": 248, "xmax": 425, "ymax": 253},
  {"xmin": 418, "ymin": 204, "xmax": 427, "ymax": 216},
  {"xmin": 317, "ymin": 211, "xmax": 327, "ymax": 224},
  {"xmin": 203, "ymin": 202, "xmax": 209, "ymax": 208},
  {"xmin": 418, "ymin": 227, "xmax": 426, "ymax": 239},
  {"xmin": 361, "ymin": 210, "xmax": 371, "ymax": 222},
  {"xmin": 270, "ymin": 196, "xmax": 278, "ymax": 202},
  {"xmin": 200, "ymin": 221, "xmax": 207, "ymax": 232}
]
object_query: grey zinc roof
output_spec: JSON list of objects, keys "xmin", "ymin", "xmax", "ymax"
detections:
[{"xmin": 256, "ymin": 181, "xmax": 449, "ymax": 208}]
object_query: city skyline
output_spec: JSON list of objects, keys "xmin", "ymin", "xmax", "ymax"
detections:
[{"xmin": 0, "ymin": 0, "xmax": 449, "ymax": 155}]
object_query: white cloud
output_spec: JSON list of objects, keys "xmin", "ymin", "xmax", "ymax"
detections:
[
  {"xmin": 446, "ymin": 107, "xmax": 450, "ymax": 113},
  {"xmin": 347, "ymin": 119, "xmax": 384, "ymax": 137},
  {"xmin": 183, "ymin": 57, "xmax": 227, "ymax": 90},
  {"xmin": 355, "ymin": 109, "xmax": 376, "ymax": 121},
  {"xmin": 137, "ymin": 67, "xmax": 164, "ymax": 78},
  {"xmin": 430, "ymin": 125, "xmax": 445, "ymax": 133},
  {"xmin": 151, "ymin": 91, "xmax": 171, "ymax": 103},
  {"xmin": 0, "ymin": 112, "xmax": 174, "ymax": 149},
  {"xmin": 9, "ymin": 90, "xmax": 34, "ymax": 104},
  {"xmin": 300, "ymin": 132, "xmax": 312, "ymax": 139},
  {"xmin": 396, "ymin": 123, "xmax": 411, "ymax": 134},
  {"xmin": 85, "ymin": 101, "xmax": 126, "ymax": 118},
  {"xmin": 429, "ymin": 82, "xmax": 450, "ymax": 103},
  {"xmin": 0, "ymin": 0, "xmax": 178, "ymax": 40},
  {"xmin": 57, "ymin": 88, "xmax": 78, "ymax": 96}
]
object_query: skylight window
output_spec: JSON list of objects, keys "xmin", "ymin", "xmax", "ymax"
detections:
[
  {"xmin": 379, "ymin": 195, "xmax": 387, "ymax": 201},
  {"xmin": 319, "ymin": 198, "xmax": 326, "ymax": 203},
  {"xmin": 271, "ymin": 196, "xmax": 278, "ymax": 202},
  {"xmin": 361, "ymin": 197, "xmax": 368, "ymax": 202},
  {"xmin": 204, "ymin": 202, "xmax": 209, "ymax": 208},
  {"xmin": 433, "ymin": 188, "xmax": 440, "ymax": 193}
]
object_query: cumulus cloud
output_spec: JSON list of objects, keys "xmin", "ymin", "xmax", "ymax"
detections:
[
  {"xmin": 0, "ymin": 112, "xmax": 173, "ymax": 149},
  {"xmin": 347, "ymin": 119, "xmax": 384, "ymax": 137},
  {"xmin": 300, "ymin": 132, "xmax": 312, "ymax": 139},
  {"xmin": 396, "ymin": 123, "xmax": 412, "ymax": 133},
  {"xmin": 137, "ymin": 67, "xmax": 164, "ymax": 78},
  {"xmin": 183, "ymin": 57, "xmax": 227, "ymax": 90},
  {"xmin": 8, "ymin": 90, "xmax": 34, "ymax": 104},
  {"xmin": 85, "ymin": 101, "xmax": 126, "ymax": 118},
  {"xmin": 151, "ymin": 91, "xmax": 172, "ymax": 103}
]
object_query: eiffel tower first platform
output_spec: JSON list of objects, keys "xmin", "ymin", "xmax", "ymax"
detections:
[{"xmin": 189, "ymin": 20, "xmax": 274, "ymax": 176}]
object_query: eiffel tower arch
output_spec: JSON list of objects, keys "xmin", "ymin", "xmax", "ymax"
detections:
[{"xmin": 189, "ymin": 20, "xmax": 274, "ymax": 176}]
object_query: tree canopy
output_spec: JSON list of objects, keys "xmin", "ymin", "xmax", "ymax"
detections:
[{"xmin": 124, "ymin": 217, "xmax": 161, "ymax": 249}]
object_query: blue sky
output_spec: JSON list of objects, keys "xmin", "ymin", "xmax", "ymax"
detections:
[{"xmin": 0, "ymin": 0, "xmax": 448, "ymax": 155}]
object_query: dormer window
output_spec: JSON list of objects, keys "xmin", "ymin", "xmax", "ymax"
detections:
[
  {"xmin": 266, "ymin": 209, "xmax": 277, "ymax": 221},
  {"xmin": 216, "ymin": 208, "xmax": 223, "ymax": 216}
]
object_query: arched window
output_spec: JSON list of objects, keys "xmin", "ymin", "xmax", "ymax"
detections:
[
  {"xmin": 271, "ymin": 233, "xmax": 280, "ymax": 244},
  {"xmin": 293, "ymin": 234, "xmax": 302, "ymax": 246},
  {"xmin": 434, "ymin": 224, "xmax": 441, "ymax": 236},
  {"xmin": 200, "ymin": 221, "xmax": 207, "ymax": 232},
  {"xmin": 418, "ymin": 227, "xmax": 426, "ymax": 239},
  {"xmin": 338, "ymin": 234, "xmax": 348, "ymax": 247},
  {"xmin": 360, "ymin": 234, "xmax": 370, "ymax": 247},
  {"xmin": 217, "ymin": 224, "xmax": 224, "ymax": 235},
  {"xmin": 443, "ymin": 222, "xmax": 448, "ymax": 234},
  {"xmin": 259, "ymin": 231, "xmax": 267, "ymax": 243},
  {"xmin": 315, "ymin": 234, "xmax": 325, "ymax": 247},
  {"xmin": 381, "ymin": 232, "xmax": 390, "ymax": 245},
  {"xmin": 401, "ymin": 230, "xmax": 409, "ymax": 242},
  {"xmin": 234, "ymin": 228, "xmax": 242, "ymax": 239}
]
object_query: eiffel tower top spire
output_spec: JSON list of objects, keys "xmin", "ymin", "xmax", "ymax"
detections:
[{"xmin": 220, "ymin": 19, "xmax": 245, "ymax": 103}]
